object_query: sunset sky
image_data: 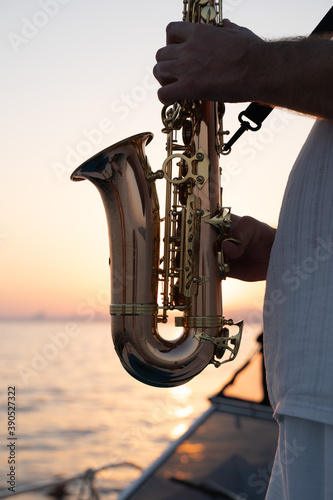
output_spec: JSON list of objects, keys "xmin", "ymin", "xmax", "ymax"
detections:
[{"xmin": 1, "ymin": 0, "xmax": 331, "ymax": 321}]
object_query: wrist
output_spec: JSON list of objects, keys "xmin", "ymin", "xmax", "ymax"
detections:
[{"xmin": 252, "ymin": 39, "xmax": 303, "ymax": 109}]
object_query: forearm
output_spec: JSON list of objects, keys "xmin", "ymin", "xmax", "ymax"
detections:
[{"xmin": 248, "ymin": 37, "xmax": 333, "ymax": 120}]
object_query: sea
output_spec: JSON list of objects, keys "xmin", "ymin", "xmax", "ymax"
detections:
[{"xmin": 0, "ymin": 320, "xmax": 262, "ymax": 499}]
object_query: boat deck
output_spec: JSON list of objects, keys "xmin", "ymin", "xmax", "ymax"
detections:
[{"xmin": 119, "ymin": 393, "xmax": 278, "ymax": 499}]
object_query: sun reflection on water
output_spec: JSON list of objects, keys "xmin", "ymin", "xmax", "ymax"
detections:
[
  {"xmin": 168, "ymin": 385, "xmax": 193, "ymax": 399},
  {"xmin": 169, "ymin": 423, "xmax": 189, "ymax": 440},
  {"xmin": 167, "ymin": 385, "xmax": 195, "ymax": 440},
  {"xmin": 173, "ymin": 405, "xmax": 193, "ymax": 418}
]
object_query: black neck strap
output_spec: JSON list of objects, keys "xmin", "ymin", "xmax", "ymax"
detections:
[
  {"xmin": 312, "ymin": 6, "xmax": 333, "ymax": 35},
  {"xmin": 222, "ymin": 6, "xmax": 333, "ymax": 153}
]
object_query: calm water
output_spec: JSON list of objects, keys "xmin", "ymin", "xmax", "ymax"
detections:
[{"xmin": 0, "ymin": 320, "xmax": 261, "ymax": 499}]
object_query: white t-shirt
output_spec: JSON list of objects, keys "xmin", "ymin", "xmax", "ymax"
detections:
[{"xmin": 264, "ymin": 119, "xmax": 333, "ymax": 425}]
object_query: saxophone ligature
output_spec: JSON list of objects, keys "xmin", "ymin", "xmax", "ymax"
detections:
[{"xmin": 71, "ymin": 0, "xmax": 243, "ymax": 387}]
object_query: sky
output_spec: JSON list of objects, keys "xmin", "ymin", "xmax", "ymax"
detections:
[{"xmin": 1, "ymin": 0, "xmax": 332, "ymax": 321}]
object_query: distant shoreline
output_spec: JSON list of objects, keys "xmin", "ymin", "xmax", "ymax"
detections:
[
  {"xmin": 0, "ymin": 308, "xmax": 263, "ymax": 324},
  {"xmin": 0, "ymin": 315, "xmax": 109, "ymax": 322}
]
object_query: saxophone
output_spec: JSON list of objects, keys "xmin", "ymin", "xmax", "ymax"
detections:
[{"xmin": 71, "ymin": 0, "xmax": 243, "ymax": 388}]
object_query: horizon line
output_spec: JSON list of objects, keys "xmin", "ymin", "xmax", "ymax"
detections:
[
  {"xmin": 0, "ymin": 307, "xmax": 263, "ymax": 323},
  {"xmin": 0, "ymin": 313, "xmax": 109, "ymax": 322}
]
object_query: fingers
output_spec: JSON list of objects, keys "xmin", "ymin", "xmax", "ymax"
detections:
[
  {"xmin": 153, "ymin": 59, "xmax": 183, "ymax": 104},
  {"xmin": 166, "ymin": 21, "xmax": 191, "ymax": 44},
  {"xmin": 222, "ymin": 216, "xmax": 258, "ymax": 259},
  {"xmin": 153, "ymin": 60, "xmax": 177, "ymax": 85},
  {"xmin": 154, "ymin": 22, "xmax": 187, "ymax": 80},
  {"xmin": 229, "ymin": 216, "xmax": 256, "ymax": 244},
  {"xmin": 165, "ymin": 18, "xmax": 240, "ymax": 41},
  {"xmin": 157, "ymin": 81, "xmax": 184, "ymax": 106},
  {"xmin": 154, "ymin": 22, "xmax": 208, "ymax": 105},
  {"xmin": 154, "ymin": 21, "xmax": 216, "ymax": 105},
  {"xmin": 222, "ymin": 240, "xmax": 243, "ymax": 260},
  {"xmin": 154, "ymin": 23, "xmax": 185, "ymax": 104},
  {"xmin": 155, "ymin": 44, "xmax": 179, "ymax": 63},
  {"xmin": 222, "ymin": 215, "xmax": 276, "ymax": 261},
  {"xmin": 222, "ymin": 19, "xmax": 241, "ymax": 30}
]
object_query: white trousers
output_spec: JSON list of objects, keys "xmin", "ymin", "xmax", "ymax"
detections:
[{"xmin": 266, "ymin": 415, "xmax": 333, "ymax": 500}]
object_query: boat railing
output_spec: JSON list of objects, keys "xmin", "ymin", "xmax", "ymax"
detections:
[{"xmin": 0, "ymin": 461, "xmax": 142, "ymax": 500}]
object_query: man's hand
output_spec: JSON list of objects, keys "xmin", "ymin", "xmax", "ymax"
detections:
[
  {"xmin": 153, "ymin": 20, "xmax": 263, "ymax": 106},
  {"xmin": 222, "ymin": 215, "xmax": 276, "ymax": 282},
  {"xmin": 154, "ymin": 20, "xmax": 333, "ymax": 120}
]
